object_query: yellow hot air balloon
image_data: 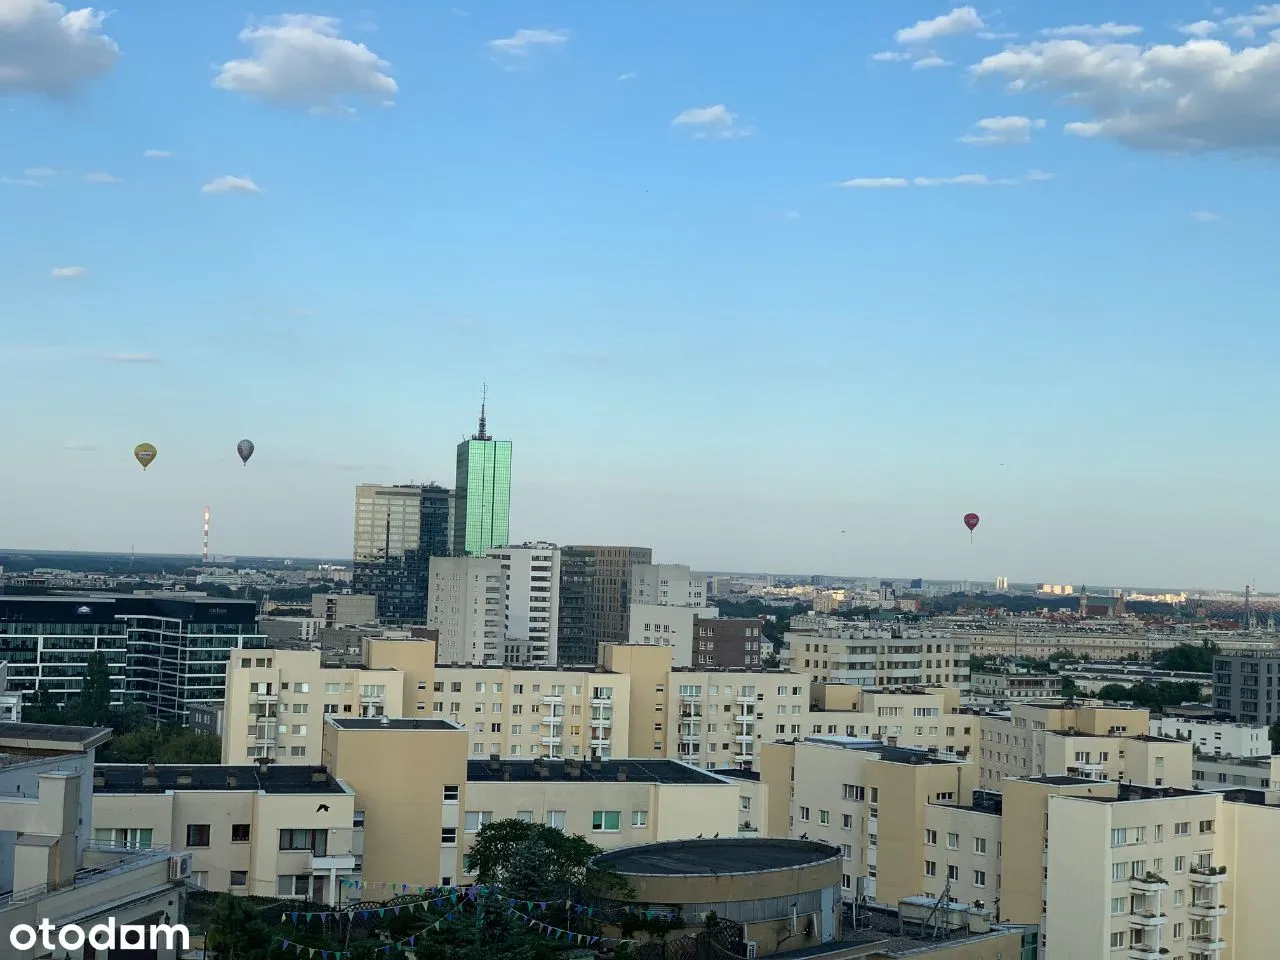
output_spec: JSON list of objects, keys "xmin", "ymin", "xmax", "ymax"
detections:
[{"xmin": 134, "ymin": 443, "xmax": 158, "ymax": 470}]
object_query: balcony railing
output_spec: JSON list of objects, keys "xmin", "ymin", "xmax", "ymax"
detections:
[
  {"xmin": 1190, "ymin": 865, "xmax": 1227, "ymax": 884},
  {"xmin": 1188, "ymin": 902, "xmax": 1228, "ymax": 918}
]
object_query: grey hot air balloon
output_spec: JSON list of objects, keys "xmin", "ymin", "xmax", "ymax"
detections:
[{"xmin": 237, "ymin": 439, "xmax": 255, "ymax": 465}]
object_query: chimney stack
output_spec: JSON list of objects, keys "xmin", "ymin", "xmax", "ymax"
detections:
[
  {"xmin": 176, "ymin": 769, "xmax": 193, "ymax": 788},
  {"xmin": 143, "ymin": 761, "xmax": 159, "ymax": 789}
]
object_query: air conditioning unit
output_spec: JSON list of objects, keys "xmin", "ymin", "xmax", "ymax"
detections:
[{"xmin": 169, "ymin": 853, "xmax": 193, "ymax": 881}]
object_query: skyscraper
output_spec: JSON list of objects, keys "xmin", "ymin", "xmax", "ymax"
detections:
[
  {"xmin": 452, "ymin": 395, "xmax": 513, "ymax": 557},
  {"xmin": 352, "ymin": 483, "xmax": 453, "ymax": 623},
  {"xmin": 558, "ymin": 545, "xmax": 653, "ymax": 665}
]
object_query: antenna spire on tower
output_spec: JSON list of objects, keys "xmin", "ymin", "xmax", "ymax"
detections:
[{"xmin": 473, "ymin": 384, "xmax": 492, "ymax": 440}]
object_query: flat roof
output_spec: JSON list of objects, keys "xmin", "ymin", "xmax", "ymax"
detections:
[
  {"xmin": 595, "ymin": 838, "xmax": 840, "ymax": 877},
  {"xmin": 1025, "ymin": 775, "xmax": 1099, "ymax": 786},
  {"xmin": 467, "ymin": 758, "xmax": 727, "ymax": 786},
  {"xmin": 805, "ymin": 737, "xmax": 965, "ymax": 765},
  {"xmin": 0, "ymin": 722, "xmax": 113, "ymax": 746},
  {"xmin": 325, "ymin": 717, "xmax": 460, "ymax": 732},
  {"xmin": 94, "ymin": 763, "xmax": 349, "ymax": 795}
]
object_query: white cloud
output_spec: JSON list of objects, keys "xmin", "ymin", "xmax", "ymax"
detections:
[
  {"xmin": 201, "ymin": 175, "xmax": 261, "ymax": 194},
  {"xmin": 617, "ymin": 71, "xmax": 637, "ymax": 81},
  {"xmin": 896, "ymin": 6, "xmax": 984, "ymax": 44},
  {"xmin": 1039, "ymin": 23, "xmax": 1143, "ymax": 38},
  {"xmin": 1024, "ymin": 168, "xmax": 1056, "ymax": 180},
  {"xmin": 108, "ymin": 352, "xmax": 158, "ymax": 363},
  {"xmin": 971, "ymin": 35, "xmax": 1280, "ymax": 152},
  {"xmin": 871, "ymin": 50, "xmax": 913, "ymax": 61},
  {"xmin": 912, "ymin": 56, "xmax": 953, "ymax": 70},
  {"xmin": 961, "ymin": 115, "xmax": 1046, "ymax": 145},
  {"xmin": 85, "ymin": 170, "xmax": 118, "ymax": 183},
  {"xmin": 0, "ymin": 0, "xmax": 119, "ymax": 97},
  {"xmin": 25, "ymin": 166, "xmax": 56, "ymax": 177},
  {"xmin": 1223, "ymin": 4, "xmax": 1280, "ymax": 38},
  {"xmin": 978, "ymin": 31, "xmax": 1018, "ymax": 40},
  {"xmin": 672, "ymin": 104, "xmax": 753, "ymax": 139},
  {"xmin": 1191, "ymin": 209, "xmax": 1223, "ymax": 221},
  {"xmin": 51, "ymin": 265, "xmax": 86, "ymax": 278},
  {"xmin": 1178, "ymin": 20, "xmax": 1219, "ymax": 37},
  {"xmin": 839, "ymin": 177, "xmax": 910, "ymax": 188},
  {"xmin": 142, "ymin": 149, "xmax": 173, "ymax": 158},
  {"xmin": 215, "ymin": 14, "xmax": 397, "ymax": 112},
  {"xmin": 914, "ymin": 174, "xmax": 990, "ymax": 186},
  {"xmin": 487, "ymin": 28, "xmax": 569, "ymax": 61},
  {"xmin": 1, "ymin": 175, "xmax": 41, "ymax": 187}
]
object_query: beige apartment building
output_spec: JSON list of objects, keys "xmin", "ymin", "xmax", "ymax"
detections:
[
  {"xmin": 783, "ymin": 621, "xmax": 971, "ymax": 692},
  {"xmin": 92, "ymin": 761, "xmax": 358, "ymax": 903},
  {"xmin": 806, "ymin": 685, "xmax": 978, "ymax": 758},
  {"xmin": 977, "ymin": 701, "xmax": 1191, "ymax": 791}
]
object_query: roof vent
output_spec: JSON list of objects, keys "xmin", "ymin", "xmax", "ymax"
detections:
[
  {"xmin": 616, "ymin": 766, "xmax": 628, "ymax": 782},
  {"xmin": 143, "ymin": 761, "xmax": 159, "ymax": 789},
  {"xmin": 379, "ymin": 715, "xmax": 391, "ymax": 726},
  {"xmin": 310, "ymin": 769, "xmax": 328, "ymax": 784},
  {"xmin": 176, "ymin": 769, "xmax": 193, "ymax": 788},
  {"xmin": 227, "ymin": 773, "xmax": 239, "ymax": 789}
]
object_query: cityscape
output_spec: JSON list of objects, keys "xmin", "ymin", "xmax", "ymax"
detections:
[{"xmin": 5, "ymin": 1, "xmax": 1280, "ymax": 960}]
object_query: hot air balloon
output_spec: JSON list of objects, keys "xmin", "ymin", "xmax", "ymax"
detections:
[
  {"xmin": 964, "ymin": 512, "xmax": 980, "ymax": 543},
  {"xmin": 237, "ymin": 439, "xmax": 255, "ymax": 465},
  {"xmin": 134, "ymin": 443, "xmax": 157, "ymax": 470}
]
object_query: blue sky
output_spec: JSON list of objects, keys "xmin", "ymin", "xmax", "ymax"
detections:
[{"xmin": 3, "ymin": 1, "xmax": 1279, "ymax": 589}]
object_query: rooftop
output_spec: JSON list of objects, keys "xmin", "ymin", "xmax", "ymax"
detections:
[
  {"xmin": 325, "ymin": 717, "xmax": 461, "ymax": 732},
  {"xmin": 805, "ymin": 737, "xmax": 965, "ymax": 765},
  {"xmin": 0, "ymin": 722, "xmax": 113, "ymax": 766},
  {"xmin": 595, "ymin": 838, "xmax": 841, "ymax": 878},
  {"xmin": 433, "ymin": 662, "xmax": 618, "ymax": 674},
  {"xmin": 467, "ymin": 758, "xmax": 727, "ymax": 786},
  {"xmin": 1026, "ymin": 775, "xmax": 1100, "ymax": 787},
  {"xmin": 93, "ymin": 763, "xmax": 350, "ymax": 794}
]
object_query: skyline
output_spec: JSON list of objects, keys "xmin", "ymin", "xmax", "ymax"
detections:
[{"xmin": 4, "ymin": 1, "xmax": 1280, "ymax": 588}]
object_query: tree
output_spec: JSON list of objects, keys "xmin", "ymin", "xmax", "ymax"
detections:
[
  {"xmin": 73, "ymin": 651, "xmax": 114, "ymax": 726},
  {"xmin": 467, "ymin": 819, "xmax": 628, "ymax": 903},
  {"xmin": 463, "ymin": 884, "xmax": 535, "ymax": 960},
  {"xmin": 1153, "ymin": 640, "xmax": 1219, "ymax": 674},
  {"xmin": 205, "ymin": 893, "xmax": 273, "ymax": 960}
]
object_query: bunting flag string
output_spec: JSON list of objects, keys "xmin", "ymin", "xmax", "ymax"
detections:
[
  {"xmin": 280, "ymin": 893, "xmax": 458, "ymax": 924},
  {"xmin": 275, "ymin": 913, "xmax": 454, "ymax": 959},
  {"xmin": 506, "ymin": 906, "xmax": 634, "ymax": 946}
]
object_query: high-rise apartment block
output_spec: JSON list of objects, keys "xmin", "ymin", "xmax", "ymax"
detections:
[
  {"xmin": 631, "ymin": 563, "xmax": 707, "ymax": 606},
  {"xmin": 558, "ymin": 545, "xmax": 653, "ymax": 665},
  {"xmin": 1212, "ymin": 650, "xmax": 1280, "ymax": 724},
  {"xmin": 427, "ymin": 556, "xmax": 506, "ymax": 664},
  {"xmin": 452, "ymin": 403, "xmax": 512, "ymax": 557},
  {"xmin": 486, "ymin": 542, "xmax": 559, "ymax": 664},
  {"xmin": 784, "ymin": 617, "xmax": 971, "ymax": 692},
  {"xmin": 311, "ymin": 592, "xmax": 377, "ymax": 626},
  {"xmin": 352, "ymin": 483, "xmax": 453, "ymax": 623}
]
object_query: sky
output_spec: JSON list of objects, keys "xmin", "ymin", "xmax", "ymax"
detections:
[{"xmin": 3, "ymin": 0, "xmax": 1280, "ymax": 590}]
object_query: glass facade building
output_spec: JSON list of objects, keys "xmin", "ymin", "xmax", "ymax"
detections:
[
  {"xmin": 453, "ymin": 438, "xmax": 513, "ymax": 557},
  {"xmin": 352, "ymin": 483, "xmax": 453, "ymax": 623}
]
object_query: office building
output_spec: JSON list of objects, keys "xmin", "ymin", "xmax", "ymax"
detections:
[
  {"xmin": 0, "ymin": 661, "xmax": 21, "ymax": 721},
  {"xmin": 631, "ymin": 563, "xmax": 707, "ymax": 607},
  {"xmin": 312, "ymin": 593, "xmax": 378, "ymax": 626},
  {"xmin": 92, "ymin": 761, "xmax": 357, "ymax": 903},
  {"xmin": 427, "ymin": 556, "xmax": 507, "ymax": 664},
  {"xmin": 557, "ymin": 545, "xmax": 652, "ymax": 665},
  {"xmin": 486, "ymin": 542, "xmax": 560, "ymax": 664},
  {"xmin": 1213, "ymin": 650, "xmax": 1280, "ymax": 724},
  {"xmin": 0, "ymin": 593, "xmax": 265, "ymax": 723},
  {"xmin": 0, "ymin": 724, "xmax": 189, "ymax": 957},
  {"xmin": 452, "ymin": 401, "xmax": 513, "ymax": 557},
  {"xmin": 690, "ymin": 617, "xmax": 767, "ymax": 669},
  {"xmin": 352, "ymin": 483, "xmax": 454, "ymax": 623}
]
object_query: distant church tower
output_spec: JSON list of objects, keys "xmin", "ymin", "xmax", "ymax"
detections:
[
  {"xmin": 1114, "ymin": 593, "xmax": 1127, "ymax": 617},
  {"xmin": 1078, "ymin": 586, "xmax": 1089, "ymax": 617}
]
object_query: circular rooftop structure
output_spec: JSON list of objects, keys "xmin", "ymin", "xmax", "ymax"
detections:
[
  {"xmin": 595, "ymin": 837, "xmax": 840, "ymax": 879},
  {"xmin": 592, "ymin": 839, "xmax": 843, "ymax": 956}
]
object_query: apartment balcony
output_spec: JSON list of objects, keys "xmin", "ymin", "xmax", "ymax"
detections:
[
  {"xmin": 1188, "ymin": 901, "xmax": 1228, "ymax": 919},
  {"xmin": 1188, "ymin": 935, "xmax": 1226, "ymax": 952},
  {"xmin": 1190, "ymin": 865, "xmax": 1227, "ymax": 886},
  {"xmin": 590, "ymin": 738, "xmax": 611, "ymax": 750},
  {"xmin": 734, "ymin": 713, "xmax": 755, "ymax": 724},
  {"xmin": 734, "ymin": 733, "xmax": 754, "ymax": 744},
  {"xmin": 542, "ymin": 694, "xmax": 564, "ymax": 705},
  {"xmin": 1128, "ymin": 944, "xmax": 1163, "ymax": 959},
  {"xmin": 1130, "ymin": 874, "xmax": 1170, "ymax": 894},
  {"xmin": 734, "ymin": 695, "xmax": 754, "ymax": 706},
  {"xmin": 1129, "ymin": 911, "xmax": 1168, "ymax": 928},
  {"xmin": 734, "ymin": 752, "xmax": 754, "ymax": 763},
  {"xmin": 540, "ymin": 735, "xmax": 562, "ymax": 746},
  {"xmin": 311, "ymin": 853, "xmax": 358, "ymax": 873},
  {"xmin": 253, "ymin": 690, "xmax": 278, "ymax": 703},
  {"xmin": 546, "ymin": 713, "xmax": 564, "ymax": 726},
  {"xmin": 679, "ymin": 708, "xmax": 703, "ymax": 720},
  {"xmin": 590, "ymin": 697, "xmax": 612, "ymax": 708},
  {"xmin": 680, "ymin": 733, "xmax": 701, "ymax": 744},
  {"xmin": 590, "ymin": 716, "xmax": 612, "ymax": 728}
]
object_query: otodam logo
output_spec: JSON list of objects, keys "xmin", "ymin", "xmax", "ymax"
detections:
[{"xmin": 9, "ymin": 919, "xmax": 189, "ymax": 953}]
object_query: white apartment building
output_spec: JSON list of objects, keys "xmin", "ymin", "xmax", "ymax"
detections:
[
  {"xmin": 806, "ymin": 685, "xmax": 977, "ymax": 758},
  {"xmin": 486, "ymin": 542, "xmax": 560, "ymax": 665},
  {"xmin": 428, "ymin": 555, "xmax": 506, "ymax": 664},
  {"xmin": 631, "ymin": 563, "xmax": 708, "ymax": 607},
  {"xmin": 783, "ymin": 620, "xmax": 971, "ymax": 692},
  {"xmin": 628, "ymin": 602, "xmax": 721, "ymax": 667},
  {"xmin": 1150, "ymin": 716, "xmax": 1269, "ymax": 758}
]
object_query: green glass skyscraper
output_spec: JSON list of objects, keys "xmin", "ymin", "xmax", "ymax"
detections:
[{"xmin": 452, "ymin": 396, "xmax": 513, "ymax": 556}]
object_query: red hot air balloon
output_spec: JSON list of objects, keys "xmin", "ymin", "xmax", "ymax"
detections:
[{"xmin": 964, "ymin": 512, "xmax": 980, "ymax": 543}]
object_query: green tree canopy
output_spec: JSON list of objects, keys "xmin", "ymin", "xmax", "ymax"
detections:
[{"xmin": 466, "ymin": 818, "xmax": 629, "ymax": 902}]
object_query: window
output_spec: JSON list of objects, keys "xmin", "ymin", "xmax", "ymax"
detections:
[
  {"xmin": 231, "ymin": 823, "xmax": 250, "ymax": 843},
  {"xmin": 464, "ymin": 811, "xmax": 493, "ymax": 833},
  {"xmin": 1199, "ymin": 819, "xmax": 1215, "ymax": 833},
  {"xmin": 516, "ymin": 810, "xmax": 534, "ymax": 822},
  {"xmin": 925, "ymin": 829, "xmax": 937, "ymax": 846},
  {"xmin": 632, "ymin": 810, "xmax": 648, "ymax": 828},
  {"xmin": 1111, "ymin": 828, "xmax": 1127, "ymax": 847},
  {"xmin": 1110, "ymin": 931, "xmax": 1125, "ymax": 949},
  {"xmin": 1172, "ymin": 922, "xmax": 1184, "ymax": 939},
  {"xmin": 443, "ymin": 785, "xmax": 460, "ymax": 802},
  {"xmin": 799, "ymin": 806, "xmax": 810, "ymax": 822},
  {"xmin": 843, "ymin": 784, "xmax": 865, "ymax": 801},
  {"xmin": 973, "ymin": 837, "xmax": 987, "ymax": 855},
  {"xmin": 230, "ymin": 870, "xmax": 248, "ymax": 887},
  {"xmin": 924, "ymin": 860, "xmax": 937, "ymax": 877},
  {"xmin": 1110, "ymin": 897, "xmax": 1125, "ymax": 916},
  {"xmin": 93, "ymin": 827, "xmax": 153, "ymax": 850},
  {"xmin": 840, "ymin": 843, "xmax": 852, "ymax": 858},
  {"xmin": 1174, "ymin": 821, "xmax": 1190, "ymax": 836},
  {"xmin": 280, "ymin": 829, "xmax": 327, "ymax": 854},
  {"xmin": 325, "ymin": 682, "xmax": 341, "ymax": 694},
  {"xmin": 973, "ymin": 870, "xmax": 986, "ymax": 887},
  {"xmin": 191, "ymin": 871, "xmax": 209, "ymax": 889},
  {"xmin": 946, "ymin": 865, "xmax": 959, "ymax": 881},
  {"xmin": 946, "ymin": 832, "xmax": 959, "ymax": 850},
  {"xmin": 278, "ymin": 875, "xmax": 309, "ymax": 896},
  {"xmin": 441, "ymin": 827, "xmax": 458, "ymax": 845},
  {"xmin": 1112, "ymin": 862, "xmax": 1127, "ymax": 881},
  {"xmin": 842, "ymin": 814, "xmax": 853, "ymax": 830},
  {"xmin": 592, "ymin": 810, "xmax": 621, "ymax": 832},
  {"xmin": 819, "ymin": 809, "xmax": 830, "ymax": 825},
  {"xmin": 546, "ymin": 810, "xmax": 566, "ymax": 829},
  {"xmin": 186, "ymin": 824, "xmax": 211, "ymax": 848},
  {"xmin": 1174, "ymin": 856, "xmax": 1186, "ymax": 873}
]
